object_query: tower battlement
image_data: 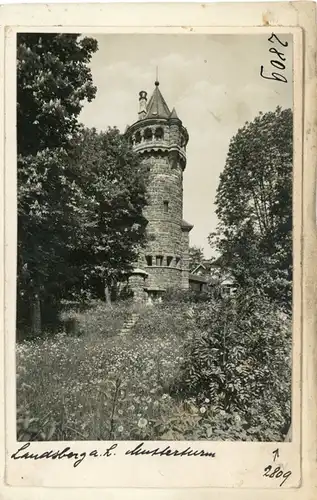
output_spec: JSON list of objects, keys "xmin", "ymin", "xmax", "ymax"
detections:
[{"xmin": 126, "ymin": 80, "xmax": 193, "ymax": 299}]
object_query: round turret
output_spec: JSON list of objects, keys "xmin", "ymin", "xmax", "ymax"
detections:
[
  {"xmin": 126, "ymin": 81, "xmax": 192, "ymax": 297},
  {"xmin": 127, "ymin": 121, "xmax": 188, "ymax": 171}
]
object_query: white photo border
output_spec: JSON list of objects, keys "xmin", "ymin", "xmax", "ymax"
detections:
[{"xmin": 0, "ymin": 2, "xmax": 316, "ymax": 499}]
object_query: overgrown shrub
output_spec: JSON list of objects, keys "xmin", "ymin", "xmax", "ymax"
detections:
[
  {"xmin": 176, "ymin": 288, "xmax": 292, "ymax": 441},
  {"xmin": 133, "ymin": 301, "xmax": 196, "ymax": 339},
  {"xmin": 162, "ymin": 287, "xmax": 212, "ymax": 305}
]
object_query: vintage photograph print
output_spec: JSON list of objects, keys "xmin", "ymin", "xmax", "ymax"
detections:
[{"xmin": 16, "ymin": 32, "xmax": 293, "ymax": 444}]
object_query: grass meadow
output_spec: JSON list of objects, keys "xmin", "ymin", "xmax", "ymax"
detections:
[{"xmin": 16, "ymin": 293, "xmax": 292, "ymax": 442}]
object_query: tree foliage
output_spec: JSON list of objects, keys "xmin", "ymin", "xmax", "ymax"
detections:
[
  {"xmin": 177, "ymin": 289, "xmax": 292, "ymax": 440},
  {"xmin": 66, "ymin": 127, "xmax": 149, "ymax": 299},
  {"xmin": 17, "ymin": 33, "xmax": 99, "ymax": 334},
  {"xmin": 188, "ymin": 246, "xmax": 205, "ymax": 271},
  {"xmin": 17, "ymin": 33, "xmax": 97, "ymax": 156},
  {"xmin": 209, "ymin": 107, "xmax": 293, "ymax": 308},
  {"xmin": 17, "ymin": 34, "xmax": 148, "ymax": 335}
]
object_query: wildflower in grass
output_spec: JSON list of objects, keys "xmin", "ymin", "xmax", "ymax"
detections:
[
  {"xmin": 204, "ymin": 398, "xmax": 210, "ymax": 404},
  {"xmin": 200, "ymin": 406, "xmax": 206, "ymax": 414},
  {"xmin": 16, "ymin": 301, "xmax": 198, "ymax": 441},
  {"xmin": 138, "ymin": 418, "xmax": 148, "ymax": 428}
]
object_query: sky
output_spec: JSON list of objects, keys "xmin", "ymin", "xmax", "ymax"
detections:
[{"xmin": 79, "ymin": 34, "xmax": 293, "ymax": 257}]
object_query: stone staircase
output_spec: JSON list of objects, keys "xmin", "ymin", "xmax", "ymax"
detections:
[{"xmin": 119, "ymin": 312, "xmax": 140, "ymax": 336}]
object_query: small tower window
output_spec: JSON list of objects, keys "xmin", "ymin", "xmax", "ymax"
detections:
[
  {"xmin": 135, "ymin": 131, "xmax": 141, "ymax": 144},
  {"xmin": 166, "ymin": 256, "xmax": 173, "ymax": 267},
  {"xmin": 144, "ymin": 128, "xmax": 153, "ymax": 141},
  {"xmin": 145, "ymin": 255, "xmax": 152, "ymax": 266},
  {"xmin": 163, "ymin": 201, "xmax": 169, "ymax": 213},
  {"xmin": 175, "ymin": 257, "xmax": 181, "ymax": 267},
  {"xmin": 155, "ymin": 127, "xmax": 164, "ymax": 140},
  {"xmin": 156, "ymin": 255, "xmax": 163, "ymax": 266}
]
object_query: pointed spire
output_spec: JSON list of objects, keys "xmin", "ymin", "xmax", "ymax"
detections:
[
  {"xmin": 170, "ymin": 107, "xmax": 178, "ymax": 119},
  {"xmin": 155, "ymin": 66, "xmax": 159, "ymax": 87},
  {"xmin": 145, "ymin": 81, "xmax": 170, "ymax": 119}
]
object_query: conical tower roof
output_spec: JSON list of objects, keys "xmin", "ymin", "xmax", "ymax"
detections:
[{"xmin": 145, "ymin": 81, "xmax": 171, "ymax": 119}]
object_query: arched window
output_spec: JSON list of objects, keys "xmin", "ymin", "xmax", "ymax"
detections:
[
  {"xmin": 144, "ymin": 128, "xmax": 153, "ymax": 141},
  {"xmin": 135, "ymin": 131, "xmax": 141, "ymax": 144},
  {"xmin": 166, "ymin": 256, "xmax": 173, "ymax": 266},
  {"xmin": 155, "ymin": 127, "xmax": 164, "ymax": 140}
]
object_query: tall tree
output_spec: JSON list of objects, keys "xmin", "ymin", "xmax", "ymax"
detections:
[
  {"xmin": 17, "ymin": 33, "xmax": 97, "ymax": 156},
  {"xmin": 66, "ymin": 127, "xmax": 149, "ymax": 303},
  {"xmin": 17, "ymin": 33, "xmax": 98, "ymax": 335},
  {"xmin": 209, "ymin": 107, "xmax": 293, "ymax": 308}
]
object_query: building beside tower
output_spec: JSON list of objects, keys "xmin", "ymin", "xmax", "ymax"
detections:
[{"xmin": 126, "ymin": 80, "xmax": 193, "ymax": 300}]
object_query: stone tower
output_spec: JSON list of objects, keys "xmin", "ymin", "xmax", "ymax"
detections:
[{"xmin": 126, "ymin": 80, "xmax": 193, "ymax": 300}]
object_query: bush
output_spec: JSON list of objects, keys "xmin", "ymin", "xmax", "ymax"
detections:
[
  {"xmin": 176, "ymin": 288, "xmax": 292, "ymax": 440},
  {"xmin": 162, "ymin": 287, "xmax": 212, "ymax": 305}
]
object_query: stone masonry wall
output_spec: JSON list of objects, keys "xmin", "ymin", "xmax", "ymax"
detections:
[
  {"xmin": 181, "ymin": 230, "xmax": 190, "ymax": 289},
  {"xmin": 128, "ymin": 109, "xmax": 190, "ymax": 295},
  {"xmin": 145, "ymin": 266, "xmax": 183, "ymax": 290},
  {"xmin": 139, "ymin": 152, "xmax": 184, "ymax": 289}
]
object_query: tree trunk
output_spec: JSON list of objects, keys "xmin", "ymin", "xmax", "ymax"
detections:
[
  {"xmin": 31, "ymin": 290, "xmax": 41, "ymax": 336},
  {"xmin": 104, "ymin": 282, "xmax": 112, "ymax": 306},
  {"xmin": 112, "ymin": 278, "xmax": 118, "ymax": 302}
]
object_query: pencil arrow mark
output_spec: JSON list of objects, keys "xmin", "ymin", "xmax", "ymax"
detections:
[{"xmin": 272, "ymin": 448, "xmax": 279, "ymax": 461}]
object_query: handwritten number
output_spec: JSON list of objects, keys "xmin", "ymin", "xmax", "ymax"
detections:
[
  {"xmin": 263, "ymin": 465, "xmax": 272, "ymax": 477},
  {"xmin": 268, "ymin": 33, "xmax": 289, "ymax": 47},
  {"xmin": 263, "ymin": 463, "xmax": 292, "ymax": 487},
  {"xmin": 271, "ymin": 60, "xmax": 285, "ymax": 71},
  {"xmin": 280, "ymin": 471, "xmax": 292, "ymax": 487},
  {"xmin": 269, "ymin": 466, "xmax": 281, "ymax": 478},
  {"xmin": 260, "ymin": 66, "xmax": 287, "ymax": 83},
  {"xmin": 261, "ymin": 33, "xmax": 288, "ymax": 83},
  {"xmin": 269, "ymin": 47, "xmax": 286, "ymax": 61}
]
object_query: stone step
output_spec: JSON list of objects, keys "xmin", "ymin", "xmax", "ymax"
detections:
[{"xmin": 119, "ymin": 313, "xmax": 140, "ymax": 336}]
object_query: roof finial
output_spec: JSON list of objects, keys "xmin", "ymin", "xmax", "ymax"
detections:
[{"xmin": 155, "ymin": 66, "xmax": 159, "ymax": 86}]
